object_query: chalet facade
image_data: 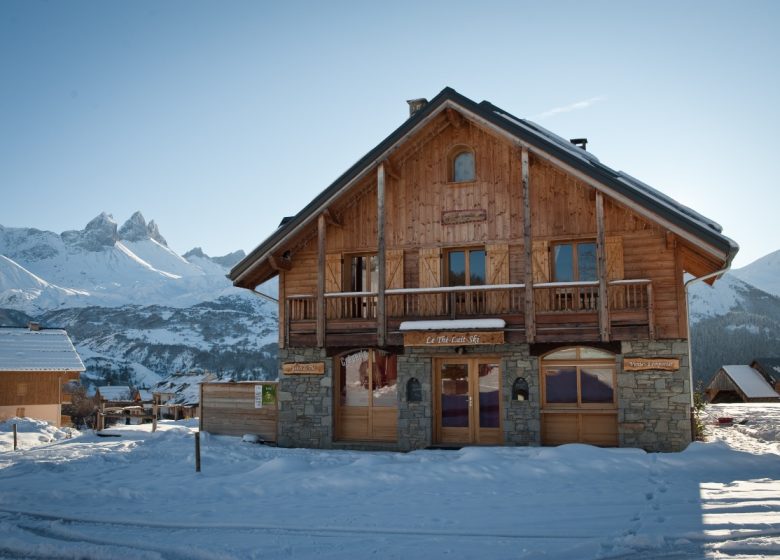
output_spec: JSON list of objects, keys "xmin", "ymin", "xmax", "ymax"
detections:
[
  {"xmin": 0, "ymin": 325, "xmax": 85, "ymax": 427},
  {"xmin": 230, "ymin": 88, "xmax": 738, "ymax": 452}
]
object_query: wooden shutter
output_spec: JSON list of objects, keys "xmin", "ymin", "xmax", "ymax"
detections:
[
  {"xmin": 605, "ymin": 237, "xmax": 624, "ymax": 280},
  {"xmin": 385, "ymin": 249, "xmax": 404, "ymax": 317},
  {"xmin": 418, "ymin": 247, "xmax": 442, "ymax": 315},
  {"xmin": 532, "ymin": 241, "xmax": 550, "ymax": 283},
  {"xmin": 486, "ymin": 243, "xmax": 510, "ymax": 313},
  {"xmin": 532, "ymin": 240, "xmax": 550, "ymax": 312},
  {"xmin": 325, "ymin": 253, "xmax": 342, "ymax": 319}
]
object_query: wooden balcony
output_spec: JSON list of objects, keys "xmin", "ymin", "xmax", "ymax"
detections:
[{"xmin": 285, "ymin": 279, "xmax": 654, "ymax": 347}]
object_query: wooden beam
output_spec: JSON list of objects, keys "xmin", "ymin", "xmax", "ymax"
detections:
[
  {"xmin": 595, "ymin": 191, "xmax": 610, "ymax": 342},
  {"xmin": 521, "ymin": 147, "xmax": 536, "ymax": 343},
  {"xmin": 316, "ymin": 213, "xmax": 326, "ymax": 348},
  {"xmin": 268, "ymin": 255, "xmax": 291, "ymax": 271},
  {"xmin": 323, "ymin": 208, "xmax": 342, "ymax": 228},
  {"xmin": 446, "ymin": 107, "xmax": 463, "ymax": 128},
  {"xmin": 383, "ymin": 157, "xmax": 400, "ymax": 180},
  {"xmin": 377, "ymin": 163, "xmax": 387, "ymax": 347}
]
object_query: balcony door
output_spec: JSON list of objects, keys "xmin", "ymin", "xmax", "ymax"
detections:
[{"xmin": 435, "ymin": 358, "xmax": 502, "ymax": 445}]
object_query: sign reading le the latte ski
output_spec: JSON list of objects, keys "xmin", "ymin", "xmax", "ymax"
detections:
[
  {"xmin": 282, "ymin": 362, "xmax": 326, "ymax": 375},
  {"xmin": 404, "ymin": 331, "xmax": 504, "ymax": 347},
  {"xmin": 623, "ymin": 357, "xmax": 680, "ymax": 372}
]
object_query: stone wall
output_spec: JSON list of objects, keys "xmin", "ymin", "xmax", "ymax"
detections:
[
  {"xmin": 276, "ymin": 347, "xmax": 333, "ymax": 448},
  {"xmin": 618, "ymin": 339, "xmax": 692, "ymax": 452},
  {"xmin": 502, "ymin": 347, "xmax": 541, "ymax": 446},
  {"xmin": 396, "ymin": 352, "xmax": 433, "ymax": 451}
]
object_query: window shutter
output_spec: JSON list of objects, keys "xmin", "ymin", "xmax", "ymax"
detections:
[
  {"xmin": 532, "ymin": 241, "xmax": 550, "ymax": 283},
  {"xmin": 418, "ymin": 247, "xmax": 442, "ymax": 315},
  {"xmin": 385, "ymin": 249, "xmax": 405, "ymax": 289},
  {"xmin": 605, "ymin": 237, "xmax": 624, "ymax": 281},
  {"xmin": 325, "ymin": 254, "xmax": 342, "ymax": 319},
  {"xmin": 486, "ymin": 243, "xmax": 510, "ymax": 313},
  {"xmin": 385, "ymin": 249, "xmax": 404, "ymax": 317}
]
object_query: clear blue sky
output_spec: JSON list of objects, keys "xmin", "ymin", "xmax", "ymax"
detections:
[{"xmin": 1, "ymin": 0, "xmax": 777, "ymax": 268}]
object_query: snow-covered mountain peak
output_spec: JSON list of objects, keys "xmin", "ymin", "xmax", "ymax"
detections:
[
  {"xmin": 183, "ymin": 248, "xmax": 246, "ymax": 269},
  {"xmin": 183, "ymin": 247, "xmax": 207, "ymax": 260},
  {"xmin": 118, "ymin": 212, "xmax": 168, "ymax": 246},
  {"xmin": 732, "ymin": 249, "xmax": 780, "ymax": 298},
  {"xmin": 61, "ymin": 212, "xmax": 118, "ymax": 252}
]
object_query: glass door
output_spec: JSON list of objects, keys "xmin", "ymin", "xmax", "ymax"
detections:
[{"xmin": 436, "ymin": 358, "xmax": 502, "ymax": 445}]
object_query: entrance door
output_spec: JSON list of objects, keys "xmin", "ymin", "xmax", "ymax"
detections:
[{"xmin": 435, "ymin": 358, "xmax": 502, "ymax": 445}]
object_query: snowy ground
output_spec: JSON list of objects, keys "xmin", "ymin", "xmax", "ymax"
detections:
[{"xmin": 0, "ymin": 406, "xmax": 779, "ymax": 560}]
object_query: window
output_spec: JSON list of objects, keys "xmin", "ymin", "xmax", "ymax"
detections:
[
  {"xmin": 447, "ymin": 248, "xmax": 485, "ymax": 286},
  {"xmin": 349, "ymin": 254, "xmax": 378, "ymax": 292},
  {"xmin": 448, "ymin": 145, "xmax": 476, "ymax": 183},
  {"xmin": 553, "ymin": 241, "xmax": 597, "ymax": 282},
  {"xmin": 541, "ymin": 347, "xmax": 616, "ymax": 408}
]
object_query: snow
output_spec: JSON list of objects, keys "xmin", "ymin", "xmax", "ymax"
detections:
[
  {"xmin": 732, "ymin": 249, "xmax": 780, "ymax": 298},
  {"xmin": 399, "ymin": 319, "xmax": 506, "ymax": 331},
  {"xmin": 0, "ymin": 404, "xmax": 778, "ymax": 558},
  {"xmin": 97, "ymin": 386, "xmax": 133, "ymax": 401},
  {"xmin": 0, "ymin": 327, "xmax": 85, "ymax": 371},
  {"xmin": 721, "ymin": 365, "xmax": 780, "ymax": 399}
]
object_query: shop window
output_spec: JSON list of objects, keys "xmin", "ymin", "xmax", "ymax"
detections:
[{"xmin": 541, "ymin": 347, "xmax": 616, "ymax": 408}]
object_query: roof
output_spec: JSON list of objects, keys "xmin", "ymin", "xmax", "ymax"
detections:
[
  {"xmin": 719, "ymin": 365, "xmax": 780, "ymax": 399},
  {"xmin": 0, "ymin": 327, "xmax": 86, "ymax": 372},
  {"xmin": 97, "ymin": 386, "xmax": 133, "ymax": 401},
  {"xmin": 230, "ymin": 87, "xmax": 738, "ymax": 288},
  {"xmin": 751, "ymin": 357, "xmax": 780, "ymax": 383},
  {"xmin": 135, "ymin": 389, "xmax": 153, "ymax": 402},
  {"xmin": 152, "ymin": 372, "xmax": 215, "ymax": 406}
]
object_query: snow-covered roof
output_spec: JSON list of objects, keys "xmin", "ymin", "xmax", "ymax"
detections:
[
  {"xmin": 0, "ymin": 327, "xmax": 85, "ymax": 372},
  {"xmin": 721, "ymin": 366, "xmax": 780, "ymax": 399},
  {"xmin": 399, "ymin": 319, "xmax": 506, "ymax": 331},
  {"xmin": 135, "ymin": 389, "xmax": 153, "ymax": 402},
  {"xmin": 97, "ymin": 386, "xmax": 133, "ymax": 402},
  {"xmin": 153, "ymin": 372, "xmax": 215, "ymax": 406}
]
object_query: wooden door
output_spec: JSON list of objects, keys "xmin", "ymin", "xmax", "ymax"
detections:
[{"xmin": 435, "ymin": 358, "xmax": 502, "ymax": 445}]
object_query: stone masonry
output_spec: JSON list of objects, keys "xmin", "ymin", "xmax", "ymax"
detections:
[
  {"xmin": 396, "ymin": 351, "xmax": 433, "ymax": 451},
  {"xmin": 276, "ymin": 347, "xmax": 333, "ymax": 448},
  {"xmin": 502, "ymin": 347, "xmax": 541, "ymax": 446},
  {"xmin": 618, "ymin": 339, "xmax": 692, "ymax": 452}
]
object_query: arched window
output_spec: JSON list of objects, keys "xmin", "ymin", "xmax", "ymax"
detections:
[
  {"xmin": 541, "ymin": 346, "xmax": 616, "ymax": 407},
  {"xmin": 451, "ymin": 149, "xmax": 475, "ymax": 182}
]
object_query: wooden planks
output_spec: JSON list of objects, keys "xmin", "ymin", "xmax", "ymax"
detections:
[{"xmin": 201, "ymin": 382, "xmax": 278, "ymax": 441}]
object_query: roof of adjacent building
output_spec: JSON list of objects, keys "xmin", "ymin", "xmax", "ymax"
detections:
[
  {"xmin": 0, "ymin": 327, "xmax": 86, "ymax": 372},
  {"xmin": 719, "ymin": 365, "xmax": 780, "ymax": 399},
  {"xmin": 97, "ymin": 386, "xmax": 133, "ymax": 402},
  {"xmin": 230, "ymin": 86, "xmax": 739, "ymax": 288},
  {"xmin": 751, "ymin": 357, "xmax": 780, "ymax": 383}
]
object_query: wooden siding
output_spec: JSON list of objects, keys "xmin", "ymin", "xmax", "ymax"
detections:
[
  {"xmin": 0, "ymin": 371, "xmax": 78, "ymax": 406},
  {"xmin": 278, "ymin": 109, "xmax": 709, "ymax": 342},
  {"xmin": 200, "ymin": 382, "xmax": 278, "ymax": 441}
]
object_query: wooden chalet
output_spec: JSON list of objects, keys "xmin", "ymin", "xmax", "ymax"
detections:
[
  {"xmin": 0, "ymin": 324, "xmax": 85, "ymax": 427},
  {"xmin": 230, "ymin": 87, "xmax": 738, "ymax": 452},
  {"xmin": 706, "ymin": 364, "xmax": 780, "ymax": 403}
]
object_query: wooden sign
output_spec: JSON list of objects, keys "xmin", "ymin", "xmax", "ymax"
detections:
[
  {"xmin": 404, "ymin": 331, "xmax": 504, "ymax": 347},
  {"xmin": 441, "ymin": 209, "xmax": 487, "ymax": 225},
  {"xmin": 623, "ymin": 357, "xmax": 680, "ymax": 372},
  {"xmin": 282, "ymin": 362, "xmax": 325, "ymax": 375}
]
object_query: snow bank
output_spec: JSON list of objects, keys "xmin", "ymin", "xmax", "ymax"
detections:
[{"xmin": 0, "ymin": 417, "xmax": 79, "ymax": 451}]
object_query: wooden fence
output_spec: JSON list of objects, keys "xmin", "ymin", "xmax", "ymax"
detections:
[{"xmin": 200, "ymin": 381, "xmax": 278, "ymax": 442}]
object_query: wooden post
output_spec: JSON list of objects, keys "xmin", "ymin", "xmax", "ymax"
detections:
[
  {"xmin": 595, "ymin": 191, "xmax": 610, "ymax": 342},
  {"xmin": 152, "ymin": 394, "xmax": 158, "ymax": 433},
  {"xmin": 647, "ymin": 282, "xmax": 656, "ymax": 340},
  {"xmin": 316, "ymin": 213, "xmax": 326, "ymax": 348},
  {"xmin": 521, "ymin": 147, "xmax": 536, "ymax": 342},
  {"xmin": 195, "ymin": 431, "xmax": 201, "ymax": 473},
  {"xmin": 13, "ymin": 423, "xmax": 17, "ymax": 451},
  {"xmin": 377, "ymin": 163, "xmax": 386, "ymax": 347}
]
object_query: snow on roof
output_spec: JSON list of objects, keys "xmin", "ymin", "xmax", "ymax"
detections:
[
  {"xmin": 153, "ymin": 372, "xmax": 215, "ymax": 406},
  {"xmin": 135, "ymin": 389, "xmax": 153, "ymax": 402},
  {"xmin": 0, "ymin": 327, "xmax": 85, "ymax": 372},
  {"xmin": 722, "ymin": 365, "xmax": 780, "ymax": 399},
  {"xmin": 399, "ymin": 319, "xmax": 506, "ymax": 331},
  {"xmin": 97, "ymin": 386, "xmax": 133, "ymax": 401}
]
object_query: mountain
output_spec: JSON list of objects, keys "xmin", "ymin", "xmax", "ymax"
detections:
[
  {"xmin": 0, "ymin": 212, "xmax": 277, "ymax": 389},
  {"xmin": 688, "ymin": 252, "xmax": 780, "ymax": 385}
]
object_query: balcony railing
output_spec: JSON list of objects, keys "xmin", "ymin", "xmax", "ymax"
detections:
[{"xmin": 286, "ymin": 279, "xmax": 653, "ymax": 341}]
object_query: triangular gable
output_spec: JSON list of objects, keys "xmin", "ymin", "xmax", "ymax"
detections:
[{"xmin": 231, "ymin": 87, "xmax": 738, "ymax": 289}]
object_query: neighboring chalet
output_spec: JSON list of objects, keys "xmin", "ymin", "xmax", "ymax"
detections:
[
  {"xmin": 229, "ymin": 87, "xmax": 738, "ymax": 452},
  {"xmin": 95, "ymin": 386, "xmax": 134, "ymax": 407},
  {"xmin": 706, "ymin": 364, "xmax": 780, "ymax": 403},
  {"xmin": 751, "ymin": 358, "xmax": 780, "ymax": 394},
  {"xmin": 152, "ymin": 372, "xmax": 212, "ymax": 419},
  {"xmin": 0, "ymin": 324, "xmax": 85, "ymax": 427}
]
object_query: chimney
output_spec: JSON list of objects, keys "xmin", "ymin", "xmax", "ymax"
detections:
[
  {"xmin": 570, "ymin": 138, "xmax": 588, "ymax": 151},
  {"xmin": 28, "ymin": 322, "xmax": 40, "ymax": 331},
  {"xmin": 407, "ymin": 98, "xmax": 428, "ymax": 118}
]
